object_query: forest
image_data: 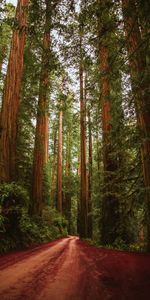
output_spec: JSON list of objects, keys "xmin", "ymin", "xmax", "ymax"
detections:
[{"xmin": 0, "ymin": 0, "xmax": 150, "ymax": 255}]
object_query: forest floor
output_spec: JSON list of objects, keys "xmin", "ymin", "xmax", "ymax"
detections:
[{"xmin": 0, "ymin": 236, "xmax": 150, "ymax": 300}]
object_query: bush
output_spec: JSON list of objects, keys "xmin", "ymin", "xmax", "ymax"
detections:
[
  {"xmin": 113, "ymin": 237, "xmax": 129, "ymax": 250},
  {"xmin": 0, "ymin": 184, "xmax": 68, "ymax": 254},
  {"xmin": 0, "ymin": 182, "xmax": 29, "ymax": 242},
  {"xmin": 129, "ymin": 243, "xmax": 147, "ymax": 253},
  {"xmin": 0, "ymin": 182, "xmax": 29, "ymax": 207},
  {"xmin": 18, "ymin": 207, "xmax": 68, "ymax": 248},
  {"xmin": 42, "ymin": 206, "xmax": 68, "ymax": 237}
]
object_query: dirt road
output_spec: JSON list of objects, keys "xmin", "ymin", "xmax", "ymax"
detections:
[{"xmin": 0, "ymin": 236, "xmax": 150, "ymax": 300}]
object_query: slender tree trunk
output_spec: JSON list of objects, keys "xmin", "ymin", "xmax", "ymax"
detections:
[
  {"xmin": 122, "ymin": 0, "xmax": 150, "ymax": 250},
  {"xmin": 79, "ymin": 32, "xmax": 87, "ymax": 238},
  {"xmin": 77, "ymin": 150, "xmax": 81, "ymax": 177},
  {"xmin": 50, "ymin": 128, "xmax": 57, "ymax": 206},
  {"xmin": 63, "ymin": 130, "xmax": 72, "ymax": 233},
  {"xmin": 0, "ymin": 0, "xmax": 29, "ymax": 182},
  {"xmin": 96, "ymin": 112, "xmax": 100, "ymax": 177},
  {"xmin": 57, "ymin": 108, "xmax": 63, "ymax": 213},
  {"xmin": 87, "ymin": 109, "xmax": 93, "ymax": 238},
  {"xmin": 100, "ymin": 46, "xmax": 112, "ymax": 242},
  {"xmin": 31, "ymin": 0, "xmax": 51, "ymax": 216},
  {"xmin": 77, "ymin": 147, "xmax": 81, "ymax": 235}
]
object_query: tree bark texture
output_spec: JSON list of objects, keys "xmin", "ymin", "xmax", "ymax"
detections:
[
  {"xmin": 63, "ymin": 130, "xmax": 72, "ymax": 233},
  {"xmin": 100, "ymin": 45, "xmax": 120, "ymax": 244},
  {"xmin": 31, "ymin": 0, "xmax": 51, "ymax": 216},
  {"xmin": 0, "ymin": 0, "xmax": 29, "ymax": 182},
  {"xmin": 79, "ymin": 33, "xmax": 88, "ymax": 238},
  {"xmin": 50, "ymin": 128, "xmax": 57, "ymax": 206},
  {"xmin": 122, "ymin": 0, "xmax": 150, "ymax": 250},
  {"xmin": 97, "ymin": 0, "xmax": 120, "ymax": 245},
  {"xmin": 87, "ymin": 109, "xmax": 93, "ymax": 238},
  {"xmin": 57, "ymin": 108, "xmax": 63, "ymax": 213}
]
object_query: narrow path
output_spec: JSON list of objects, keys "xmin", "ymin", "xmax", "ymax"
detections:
[{"xmin": 0, "ymin": 236, "xmax": 150, "ymax": 300}]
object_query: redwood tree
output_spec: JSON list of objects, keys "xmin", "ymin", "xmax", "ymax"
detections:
[
  {"xmin": 87, "ymin": 107, "xmax": 93, "ymax": 238},
  {"xmin": 122, "ymin": 0, "xmax": 150, "ymax": 250},
  {"xmin": 0, "ymin": 0, "xmax": 29, "ymax": 182},
  {"xmin": 57, "ymin": 103, "xmax": 63, "ymax": 213},
  {"xmin": 98, "ymin": 0, "xmax": 120, "ymax": 244},
  {"xmin": 50, "ymin": 127, "xmax": 57, "ymax": 206},
  {"xmin": 63, "ymin": 130, "xmax": 72, "ymax": 233},
  {"xmin": 79, "ymin": 23, "xmax": 88, "ymax": 238},
  {"xmin": 31, "ymin": 0, "xmax": 51, "ymax": 216}
]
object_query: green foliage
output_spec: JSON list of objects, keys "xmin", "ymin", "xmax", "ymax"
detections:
[
  {"xmin": 42, "ymin": 206, "xmax": 68, "ymax": 236},
  {"xmin": 0, "ymin": 214, "xmax": 5, "ymax": 233},
  {"xmin": 0, "ymin": 183, "xmax": 68, "ymax": 254},
  {"xmin": 112, "ymin": 237, "xmax": 129, "ymax": 251},
  {"xmin": 86, "ymin": 233, "xmax": 147, "ymax": 253},
  {"xmin": 0, "ymin": 182, "xmax": 29, "ymax": 206},
  {"xmin": 1, "ymin": 0, "xmax": 149, "ymax": 253},
  {"xmin": 19, "ymin": 207, "xmax": 67, "ymax": 247},
  {"xmin": 129, "ymin": 243, "xmax": 147, "ymax": 253},
  {"xmin": 84, "ymin": 238, "xmax": 100, "ymax": 248},
  {"xmin": 0, "ymin": 182, "xmax": 28, "ymax": 253}
]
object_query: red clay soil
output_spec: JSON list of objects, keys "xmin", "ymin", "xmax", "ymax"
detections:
[{"xmin": 0, "ymin": 236, "xmax": 150, "ymax": 300}]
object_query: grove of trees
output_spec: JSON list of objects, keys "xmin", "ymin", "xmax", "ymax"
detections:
[{"xmin": 0, "ymin": 0, "xmax": 150, "ymax": 253}]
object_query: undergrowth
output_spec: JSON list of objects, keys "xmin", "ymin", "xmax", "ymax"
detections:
[
  {"xmin": 84, "ymin": 238, "xmax": 147, "ymax": 253},
  {"xmin": 0, "ymin": 183, "xmax": 68, "ymax": 254}
]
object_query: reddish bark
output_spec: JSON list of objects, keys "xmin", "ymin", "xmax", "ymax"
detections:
[
  {"xmin": 31, "ymin": 0, "xmax": 51, "ymax": 215},
  {"xmin": 50, "ymin": 129, "xmax": 57, "ymax": 205},
  {"xmin": 97, "ymin": 0, "xmax": 121, "ymax": 244},
  {"xmin": 63, "ymin": 131, "xmax": 72, "ymax": 233},
  {"xmin": 57, "ymin": 108, "xmax": 63, "ymax": 213},
  {"xmin": 0, "ymin": 0, "xmax": 29, "ymax": 182},
  {"xmin": 77, "ymin": 153, "xmax": 81, "ymax": 177},
  {"xmin": 87, "ymin": 109, "xmax": 93, "ymax": 238},
  {"xmin": 99, "ymin": 44, "xmax": 120, "ymax": 244},
  {"xmin": 122, "ymin": 0, "xmax": 150, "ymax": 250},
  {"xmin": 79, "ymin": 31, "xmax": 88, "ymax": 238}
]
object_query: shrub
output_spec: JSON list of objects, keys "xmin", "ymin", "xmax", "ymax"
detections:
[
  {"xmin": 0, "ymin": 182, "xmax": 29, "ymax": 207},
  {"xmin": 0, "ymin": 185, "xmax": 68, "ymax": 254}
]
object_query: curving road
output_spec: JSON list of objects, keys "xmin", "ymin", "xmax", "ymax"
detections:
[{"xmin": 0, "ymin": 236, "xmax": 150, "ymax": 300}]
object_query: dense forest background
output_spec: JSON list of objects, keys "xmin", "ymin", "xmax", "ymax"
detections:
[{"xmin": 0, "ymin": 0, "xmax": 150, "ymax": 253}]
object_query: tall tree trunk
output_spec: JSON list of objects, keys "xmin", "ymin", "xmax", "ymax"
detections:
[
  {"xmin": 100, "ymin": 45, "xmax": 120, "ymax": 244},
  {"xmin": 31, "ymin": 0, "xmax": 51, "ymax": 216},
  {"xmin": 63, "ymin": 130, "xmax": 72, "ymax": 233},
  {"xmin": 96, "ymin": 110, "xmax": 100, "ymax": 178},
  {"xmin": 77, "ymin": 147, "xmax": 81, "ymax": 177},
  {"xmin": 97, "ymin": 0, "xmax": 120, "ymax": 245},
  {"xmin": 77, "ymin": 147, "xmax": 81, "ymax": 235},
  {"xmin": 122, "ymin": 0, "xmax": 150, "ymax": 250},
  {"xmin": 87, "ymin": 109, "xmax": 93, "ymax": 238},
  {"xmin": 79, "ymin": 31, "xmax": 87, "ymax": 238},
  {"xmin": 0, "ymin": 0, "xmax": 29, "ymax": 182},
  {"xmin": 57, "ymin": 107, "xmax": 63, "ymax": 213},
  {"xmin": 50, "ymin": 128, "xmax": 57, "ymax": 206}
]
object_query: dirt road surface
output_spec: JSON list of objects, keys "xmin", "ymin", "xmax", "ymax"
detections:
[{"xmin": 0, "ymin": 236, "xmax": 150, "ymax": 300}]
